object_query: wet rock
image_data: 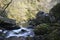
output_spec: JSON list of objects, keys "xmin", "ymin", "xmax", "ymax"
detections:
[
  {"xmin": 0, "ymin": 22, "xmax": 20, "ymax": 30},
  {"xmin": 0, "ymin": 16, "xmax": 21, "ymax": 30},
  {"xmin": 21, "ymin": 29, "xmax": 27, "ymax": 33},
  {"xmin": 36, "ymin": 11, "xmax": 50, "ymax": 23},
  {"xmin": 27, "ymin": 25, "xmax": 34, "ymax": 29},
  {"xmin": 0, "ymin": 16, "xmax": 16, "ymax": 24},
  {"xmin": 29, "ymin": 11, "xmax": 55, "ymax": 26}
]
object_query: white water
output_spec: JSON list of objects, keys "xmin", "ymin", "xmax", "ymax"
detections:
[{"xmin": 1, "ymin": 26, "xmax": 34, "ymax": 38}]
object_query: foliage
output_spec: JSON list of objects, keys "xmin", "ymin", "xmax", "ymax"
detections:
[{"xmin": 28, "ymin": 3, "xmax": 60, "ymax": 40}]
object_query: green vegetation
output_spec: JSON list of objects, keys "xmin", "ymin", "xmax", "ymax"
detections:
[{"xmin": 33, "ymin": 3, "xmax": 60, "ymax": 40}]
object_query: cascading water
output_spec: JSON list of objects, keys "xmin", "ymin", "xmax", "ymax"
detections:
[{"xmin": 0, "ymin": 25, "xmax": 35, "ymax": 39}]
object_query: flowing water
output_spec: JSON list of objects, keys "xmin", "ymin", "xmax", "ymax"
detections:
[{"xmin": 0, "ymin": 25, "xmax": 35, "ymax": 39}]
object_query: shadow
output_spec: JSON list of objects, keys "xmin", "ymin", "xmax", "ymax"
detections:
[{"xmin": 49, "ymin": 3, "xmax": 60, "ymax": 23}]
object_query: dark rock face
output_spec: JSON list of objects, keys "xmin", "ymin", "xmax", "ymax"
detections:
[
  {"xmin": 36, "ymin": 11, "xmax": 50, "ymax": 23},
  {"xmin": 0, "ymin": 21, "xmax": 20, "ymax": 30},
  {"xmin": 29, "ymin": 11, "xmax": 55, "ymax": 26},
  {"xmin": 0, "ymin": 16, "xmax": 20, "ymax": 30},
  {"xmin": 49, "ymin": 3, "xmax": 60, "ymax": 23},
  {"xmin": 36, "ymin": 10, "xmax": 57, "ymax": 23}
]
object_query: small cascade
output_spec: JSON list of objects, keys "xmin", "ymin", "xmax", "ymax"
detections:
[{"xmin": 0, "ymin": 25, "xmax": 35, "ymax": 39}]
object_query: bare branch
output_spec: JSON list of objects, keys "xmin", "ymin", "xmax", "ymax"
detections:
[{"xmin": 1, "ymin": 0, "xmax": 12, "ymax": 14}]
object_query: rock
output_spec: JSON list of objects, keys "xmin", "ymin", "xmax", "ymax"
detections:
[
  {"xmin": 0, "ymin": 16, "xmax": 16, "ymax": 25},
  {"xmin": 27, "ymin": 25, "xmax": 34, "ymax": 29},
  {"xmin": 0, "ymin": 16, "xmax": 20, "ymax": 30},
  {"xmin": 21, "ymin": 29, "xmax": 27, "ymax": 33},
  {"xmin": 49, "ymin": 3, "xmax": 60, "ymax": 23}
]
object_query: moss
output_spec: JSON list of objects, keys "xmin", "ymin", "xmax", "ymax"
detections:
[{"xmin": 49, "ymin": 3, "xmax": 60, "ymax": 20}]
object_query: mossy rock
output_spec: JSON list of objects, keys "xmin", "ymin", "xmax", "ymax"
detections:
[{"xmin": 49, "ymin": 3, "xmax": 60, "ymax": 20}]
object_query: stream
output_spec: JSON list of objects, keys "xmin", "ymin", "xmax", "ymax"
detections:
[{"xmin": 0, "ymin": 25, "xmax": 35, "ymax": 39}]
